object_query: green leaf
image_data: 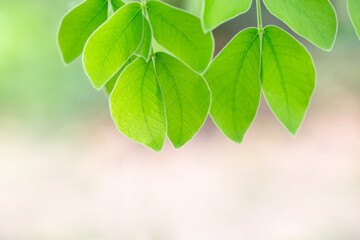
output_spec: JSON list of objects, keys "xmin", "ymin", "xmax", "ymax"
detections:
[
  {"xmin": 348, "ymin": 0, "xmax": 360, "ymax": 39},
  {"xmin": 262, "ymin": 0, "xmax": 337, "ymax": 50},
  {"xmin": 83, "ymin": 2, "xmax": 143, "ymax": 90},
  {"xmin": 105, "ymin": 56, "xmax": 137, "ymax": 95},
  {"xmin": 110, "ymin": 0, "xmax": 125, "ymax": 12},
  {"xmin": 58, "ymin": 0, "xmax": 108, "ymax": 64},
  {"xmin": 261, "ymin": 26, "xmax": 315, "ymax": 135},
  {"xmin": 135, "ymin": 17, "xmax": 152, "ymax": 61},
  {"xmin": 146, "ymin": 0, "xmax": 214, "ymax": 73},
  {"xmin": 110, "ymin": 57, "xmax": 167, "ymax": 152},
  {"xmin": 154, "ymin": 52, "xmax": 211, "ymax": 149},
  {"xmin": 152, "ymin": 38, "xmax": 170, "ymax": 54},
  {"xmin": 122, "ymin": 0, "xmax": 141, "ymax": 3},
  {"xmin": 203, "ymin": 0, "xmax": 252, "ymax": 32},
  {"xmin": 183, "ymin": 0, "xmax": 203, "ymax": 17},
  {"xmin": 204, "ymin": 28, "xmax": 261, "ymax": 143}
]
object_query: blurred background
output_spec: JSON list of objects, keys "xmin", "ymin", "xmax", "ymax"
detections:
[{"xmin": 0, "ymin": 0, "xmax": 359, "ymax": 239}]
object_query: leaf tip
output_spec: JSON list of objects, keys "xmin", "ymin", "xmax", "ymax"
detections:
[
  {"xmin": 92, "ymin": 81, "xmax": 104, "ymax": 91},
  {"xmin": 283, "ymin": 122, "xmax": 300, "ymax": 137},
  {"xmin": 288, "ymin": 127, "xmax": 299, "ymax": 137},
  {"xmin": 57, "ymin": 41, "xmax": 73, "ymax": 66},
  {"xmin": 172, "ymin": 143, "xmax": 185, "ymax": 150},
  {"xmin": 61, "ymin": 55, "xmax": 73, "ymax": 66},
  {"xmin": 321, "ymin": 42, "xmax": 335, "ymax": 52},
  {"xmin": 202, "ymin": 22, "xmax": 213, "ymax": 34},
  {"xmin": 150, "ymin": 144, "xmax": 164, "ymax": 152},
  {"xmin": 85, "ymin": 68, "xmax": 104, "ymax": 90},
  {"xmin": 232, "ymin": 136, "xmax": 244, "ymax": 145}
]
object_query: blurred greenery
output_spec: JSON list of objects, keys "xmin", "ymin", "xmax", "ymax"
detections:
[
  {"xmin": 0, "ymin": 0, "xmax": 107, "ymax": 126},
  {"xmin": 0, "ymin": 0, "xmax": 359, "ymax": 131}
]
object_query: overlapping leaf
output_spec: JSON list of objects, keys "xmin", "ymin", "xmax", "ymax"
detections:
[
  {"xmin": 146, "ymin": 0, "xmax": 214, "ymax": 73},
  {"xmin": 105, "ymin": 56, "xmax": 137, "ymax": 95},
  {"xmin": 261, "ymin": 26, "xmax": 316, "ymax": 135},
  {"xmin": 348, "ymin": 0, "xmax": 360, "ymax": 38},
  {"xmin": 155, "ymin": 52, "xmax": 211, "ymax": 148},
  {"xmin": 204, "ymin": 28, "xmax": 261, "ymax": 143},
  {"xmin": 136, "ymin": 17, "xmax": 152, "ymax": 61},
  {"xmin": 110, "ymin": 0, "xmax": 125, "ymax": 12},
  {"xmin": 83, "ymin": 2, "xmax": 143, "ymax": 89},
  {"xmin": 203, "ymin": 0, "xmax": 252, "ymax": 32},
  {"xmin": 184, "ymin": 0, "xmax": 203, "ymax": 17},
  {"xmin": 58, "ymin": 0, "xmax": 108, "ymax": 64},
  {"xmin": 110, "ymin": 58, "xmax": 167, "ymax": 152},
  {"xmin": 263, "ymin": 0, "xmax": 337, "ymax": 50}
]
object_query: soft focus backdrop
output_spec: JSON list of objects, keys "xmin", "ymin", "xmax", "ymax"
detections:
[{"xmin": 0, "ymin": 0, "xmax": 359, "ymax": 239}]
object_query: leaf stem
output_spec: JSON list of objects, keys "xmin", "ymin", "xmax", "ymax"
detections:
[
  {"xmin": 141, "ymin": 0, "xmax": 155, "ymax": 59},
  {"xmin": 256, "ymin": 0, "xmax": 263, "ymax": 31}
]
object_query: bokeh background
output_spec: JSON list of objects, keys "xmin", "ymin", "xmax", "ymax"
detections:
[{"xmin": 0, "ymin": 0, "xmax": 359, "ymax": 239}]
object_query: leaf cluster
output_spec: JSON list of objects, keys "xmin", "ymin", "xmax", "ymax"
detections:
[{"xmin": 58, "ymin": 0, "xmax": 359, "ymax": 151}]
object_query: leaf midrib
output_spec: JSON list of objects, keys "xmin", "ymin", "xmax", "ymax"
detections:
[
  {"xmin": 147, "ymin": 5, "xmax": 199, "ymax": 54},
  {"xmin": 155, "ymin": 56, "xmax": 184, "ymax": 144},
  {"xmin": 67, "ymin": 1, "xmax": 108, "ymax": 59},
  {"xmin": 111, "ymin": 0, "xmax": 123, "ymax": 10},
  {"xmin": 232, "ymin": 31, "xmax": 259, "ymax": 141},
  {"xmin": 290, "ymin": 0, "xmax": 327, "ymax": 40},
  {"xmin": 263, "ymin": 30, "xmax": 292, "ymax": 130},
  {"xmin": 97, "ymin": 6, "xmax": 142, "ymax": 83},
  {"xmin": 141, "ymin": 61, "xmax": 160, "ymax": 150},
  {"xmin": 268, "ymin": 0, "xmax": 328, "ymax": 43}
]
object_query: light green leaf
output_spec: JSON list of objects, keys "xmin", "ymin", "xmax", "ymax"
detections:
[
  {"xmin": 122, "ymin": 0, "xmax": 141, "ymax": 2},
  {"xmin": 203, "ymin": 0, "xmax": 252, "ymax": 32},
  {"xmin": 105, "ymin": 56, "xmax": 137, "ymax": 95},
  {"xmin": 152, "ymin": 38, "xmax": 170, "ymax": 54},
  {"xmin": 183, "ymin": 0, "xmax": 202, "ymax": 17},
  {"xmin": 348, "ymin": 0, "xmax": 360, "ymax": 39},
  {"xmin": 155, "ymin": 52, "xmax": 211, "ymax": 149},
  {"xmin": 136, "ymin": 17, "xmax": 152, "ymax": 61},
  {"xmin": 110, "ymin": 0, "xmax": 125, "ymax": 12},
  {"xmin": 83, "ymin": 2, "xmax": 143, "ymax": 90},
  {"xmin": 261, "ymin": 26, "xmax": 315, "ymax": 135},
  {"xmin": 262, "ymin": 0, "xmax": 337, "ymax": 50},
  {"xmin": 146, "ymin": 0, "xmax": 214, "ymax": 73},
  {"xmin": 204, "ymin": 28, "xmax": 261, "ymax": 143},
  {"xmin": 58, "ymin": 0, "xmax": 108, "ymax": 64},
  {"xmin": 110, "ymin": 58, "xmax": 167, "ymax": 152}
]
